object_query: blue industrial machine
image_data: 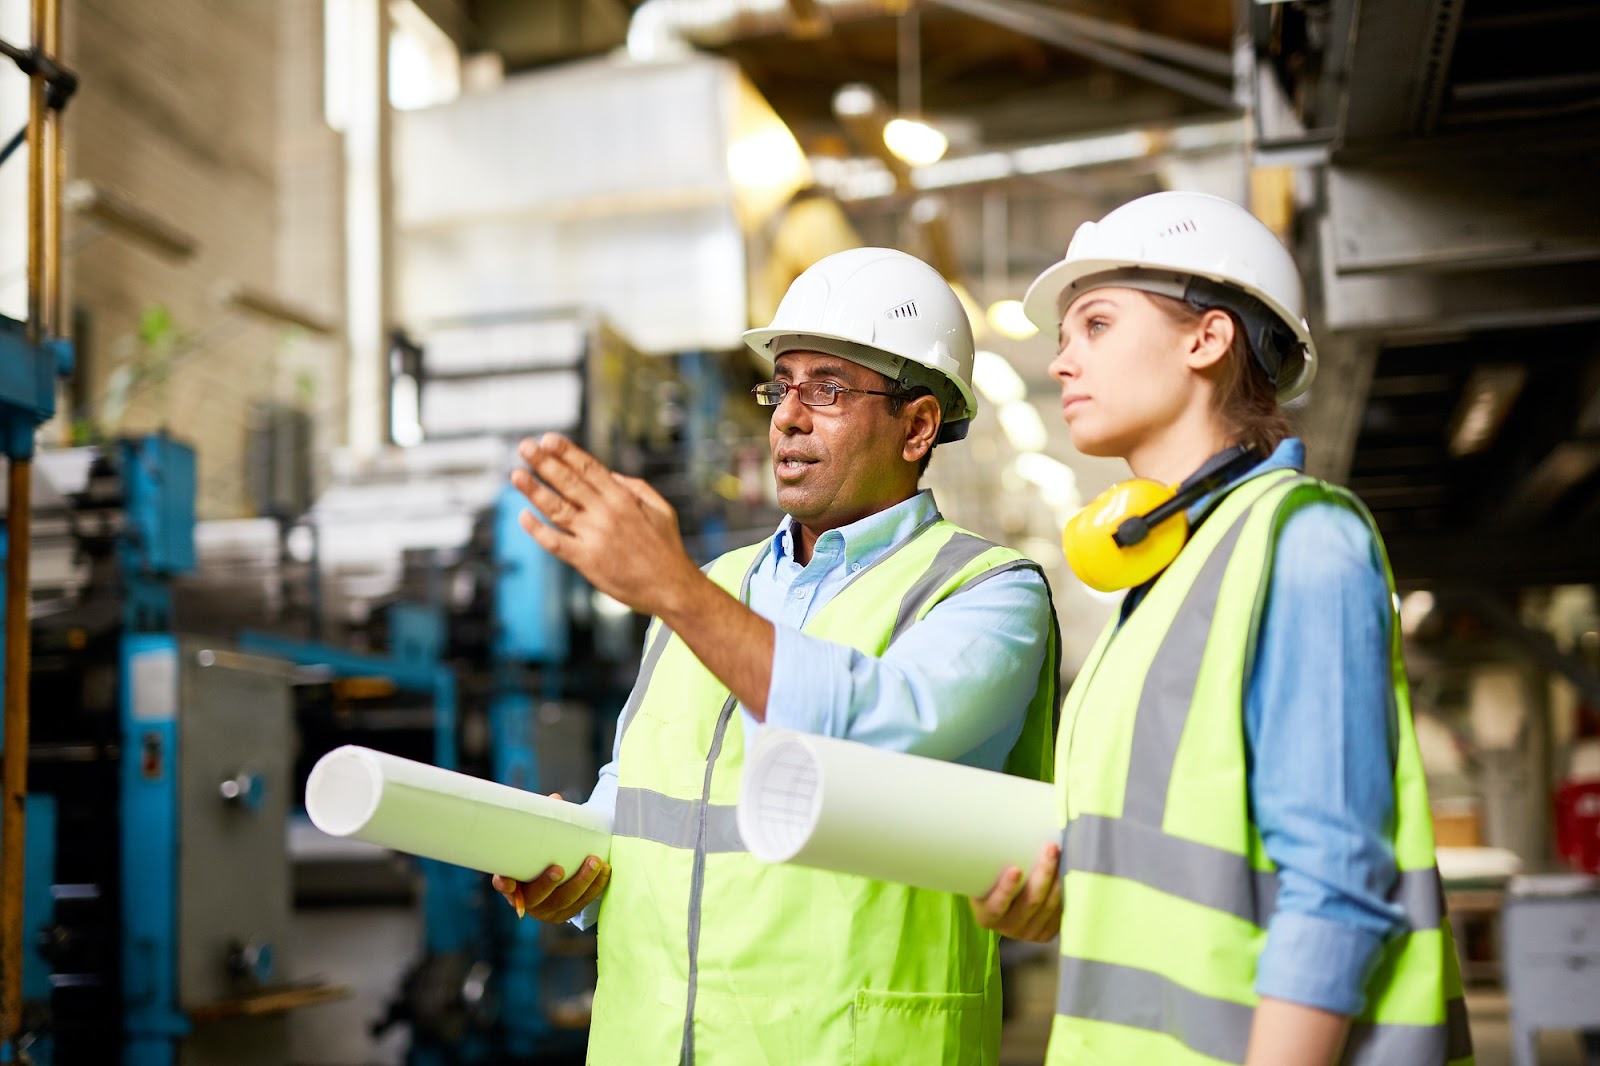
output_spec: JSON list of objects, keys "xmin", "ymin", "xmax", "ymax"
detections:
[
  {"xmin": 2, "ymin": 288, "xmax": 74, "ymax": 1066},
  {"xmin": 239, "ymin": 477, "xmax": 601, "ymax": 1065},
  {"xmin": 11, "ymin": 436, "xmax": 317, "ymax": 1066}
]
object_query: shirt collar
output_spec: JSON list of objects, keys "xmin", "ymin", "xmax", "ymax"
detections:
[{"xmin": 772, "ymin": 489, "xmax": 940, "ymax": 570}]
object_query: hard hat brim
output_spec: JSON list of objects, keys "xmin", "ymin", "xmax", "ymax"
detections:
[
  {"xmin": 742, "ymin": 325, "xmax": 980, "ymax": 422},
  {"xmin": 1021, "ymin": 256, "xmax": 1318, "ymax": 403}
]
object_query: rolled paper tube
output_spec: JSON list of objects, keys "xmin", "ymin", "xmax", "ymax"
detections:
[
  {"xmin": 305, "ymin": 745, "xmax": 612, "ymax": 881},
  {"xmin": 737, "ymin": 729, "xmax": 1057, "ymax": 898}
]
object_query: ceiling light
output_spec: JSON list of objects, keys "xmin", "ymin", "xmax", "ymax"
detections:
[
  {"xmin": 1399, "ymin": 590, "xmax": 1435, "ymax": 637},
  {"xmin": 833, "ymin": 83, "xmax": 876, "ymax": 118},
  {"xmin": 883, "ymin": 118, "xmax": 948, "ymax": 167},
  {"xmin": 727, "ymin": 126, "xmax": 808, "ymax": 193},
  {"xmin": 986, "ymin": 299, "xmax": 1038, "ymax": 341},
  {"xmin": 1447, "ymin": 365, "xmax": 1526, "ymax": 457},
  {"xmin": 1012, "ymin": 451, "xmax": 1079, "ymax": 509},
  {"xmin": 946, "ymin": 282, "xmax": 987, "ymax": 342},
  {"xmin": 972, "ymin": 350, "xmax": 1027, "ymax": 405},
  {"xmin": 998, "ymin": 401, "xmax": 1048, "ymax": 452}
]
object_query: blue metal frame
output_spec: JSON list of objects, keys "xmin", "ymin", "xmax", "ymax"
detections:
[
  {"xmin": 119, "ymin": 634, "xmax": 187, "ymax": 1066},
  {"xmin": 236, "ymin": 623, "xmax": 474, "ymax": 961},
  {"xmin": 18, "ymin": 794, "xmax": 56, "ymax": 1066},
  {"xmin": 3, "ymin": 311, "xmax": 71, "ymax": 1064},
  {"xmin": 0, "ymin": 312, "xmax": 71, "ymax": 460},
  {"xmin": 116, "ymin": 436, "xmax": 197, "ymax": 632},
  {"xmin": 492, "ymin": 485, "xmax": 569, "ymax": 665}
]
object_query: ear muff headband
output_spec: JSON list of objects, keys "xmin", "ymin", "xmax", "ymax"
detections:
[{"xmin": 1063, "ymin": 446, "xmax": 1262, "ymax": 593}]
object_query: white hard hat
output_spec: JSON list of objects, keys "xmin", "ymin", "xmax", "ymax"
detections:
[
  {"xmin": 743, "ymin": 247, "xmax": 978, "ymax": 442},
  {"xmin": 1022, "ymin": 190, "xmax": 1318, "ymax": 402}
]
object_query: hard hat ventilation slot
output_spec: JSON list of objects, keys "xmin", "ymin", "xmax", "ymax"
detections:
[
  {"xmin": 885, "ymin": 300, "xmax": 920, "ymax": 319},
  {"xmin": 1159, "ymin": 219, "xmax": 1199, "ymax": 238}
]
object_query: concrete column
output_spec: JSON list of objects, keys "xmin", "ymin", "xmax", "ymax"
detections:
[
  {"xmin": 338, "ymin": 0, "xmax": 393, "ymax": 456},
  {"xmin": 277, "ymin": 0, "xmax": 348, "ymax": 472}
]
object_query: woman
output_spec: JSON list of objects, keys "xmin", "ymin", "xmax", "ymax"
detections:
[{"xmin": 973, "ymin": 191, "xmax": 1472, "ymax": 1066}]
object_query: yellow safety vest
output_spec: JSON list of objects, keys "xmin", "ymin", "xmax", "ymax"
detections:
[
  {"xmin": 1047, "ymin": 471, "xmax": 1472, "ymax": 1066},
  {"xmin": 588, "ymin": 517, "xmax": 1058, "ymax": 1065}
]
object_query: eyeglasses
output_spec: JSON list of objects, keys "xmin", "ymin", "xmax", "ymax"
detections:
[{"xmin": 751, "ymin": 380, "xmax": 904, "ymax": 407}]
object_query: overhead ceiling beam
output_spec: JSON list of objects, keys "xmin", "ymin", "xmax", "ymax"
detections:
[
  {"xmin": 410, "ymin": 0, "xmax": 476, "ymax": 50},
  {"xmin": 1386, "ymin": 529, "xmax": 1600, "ymax": 589},
  {"xmin": 1499, "ymin": 440, "xmax": 1600, "ymax": 526},
  {"xmin": 1325, "ymin": 147, "xmax": 1600, "ymax": 276},
  {"xmin": 926, "ymin": 0, "xmax": 1236, "ymax": 110},
  {"xmin": 1318, "ymin": 225, "xmax": 1600, "ymax": 337},
  {"xmin": 1339, "ymin": 0, "xmax": 1465, "ymax": 141},
  {"xmin": 1455, "ymin": 592, "xmax": 1600, "ymax": 708}
]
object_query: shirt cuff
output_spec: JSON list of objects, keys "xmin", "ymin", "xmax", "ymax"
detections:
[
  {"xmin": 569, "ymin": 898, "xmax": 601, "ymax": 932},
  {"xmin": 1255, "ymin": 911, "xmax": 1386, "ymax": 1016},
  {"xmin": 763, "ymin": 623, "xmax": 849, "ymax": 737}
]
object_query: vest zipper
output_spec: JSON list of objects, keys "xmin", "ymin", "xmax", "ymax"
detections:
[{"xmin": 678, "ymin": 553, "xmax": 764, "ymax": 1066}]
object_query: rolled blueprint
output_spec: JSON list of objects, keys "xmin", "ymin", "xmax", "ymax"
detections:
[
  {"xmin": 737, "ymin": 729, "xmax": 1057, "ymax": 898},
  {"xmin": 305, "ymin": 745, "xmax": 611, "ymax": 880}
]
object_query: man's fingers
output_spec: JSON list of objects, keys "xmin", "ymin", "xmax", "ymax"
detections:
[
  {"xmin": 527, "ymin": 857, "xmax": 604, "ymax": 920},
  {"xmin": 520, "ymin": 433, "xmax": 625, "ymax": 508},
  {"xmin": 517, "ymin": 864, "xmax": 566, "ymax": 911},
  {"xmin": 568, "ymin": 861, "xmax": 612, "ymax": 915},
  {"xmin": 614, "ymin": 473, "xmax": 675, "ymax": 520},
  {"xmin": 518, "ymin": 508, "xmax": 569, "ymax": 557},
  {"xmin": 511, "ymin": 467, "xmax": 582, "ymax": 533}
]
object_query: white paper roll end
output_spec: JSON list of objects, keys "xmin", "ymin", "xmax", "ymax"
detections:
[
  {"xmin": 305, "ymin": 746, "xmax": 384, "ymax": 837},
  {"xmin": 738, "ymin": 733, "xmax": 825, "ymax": 863}
]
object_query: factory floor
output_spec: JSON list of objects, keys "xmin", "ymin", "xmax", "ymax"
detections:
[
  {"xmin": 997, "ymin": 950, "xmax": 1597, "ymax": 1066},
  {"xmin": 292, "ymin": 906, "xmax": 1593, "ymax": 1065}
]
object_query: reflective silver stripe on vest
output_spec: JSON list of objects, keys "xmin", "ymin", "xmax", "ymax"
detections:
[
  {"xmin": 889, "ymin": 558, "xmax": 1046, "ymax": 647},
  {"xmin": 1121, "ymin": 508, "xmax": 1253, "ymax": 826},
  {"xmin": 1058, "ymin": 958, "xmax": 1470, "ymax": 1065},
  {"xmin": 614, "ymin": 622, "xmax": 676, "ymax": 746},
  {"xmin": 682, "ymin": 692, "xmax": 740, "ymax": 1066},
  {"xmin": 613, "ymin": 787, "xmax": 745, "ymax": 854},
  {"xmin": 1057, "ymin": 957, "xmax": 1254, "ymax": 1063},
  {"xmin": 1345, "ymin": 995, "xmax": 1473, "ymax": 1066},
  {"xmin": 887, "ymin": 531, "xmax": 999, "ymax": 642},
  {"xmin": 1060, "ymin": 818, "xmax": 1445, "ymax": 932},
  {"xmin": 682, "ymin": 550, "xmax": 764, "ymax": 1066},
  {"xmin": 1062, "ymin": 816, "xmax": 1277, "ymax": 925},
  {"xmin": 1395, "ymin": 865, "xmax": 1444, "ymax": 931}
]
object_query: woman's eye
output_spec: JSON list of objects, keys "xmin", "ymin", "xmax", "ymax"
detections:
[{"xmin": 1087, "ymin": 318, "xmax": 1108, "ymax": 334}]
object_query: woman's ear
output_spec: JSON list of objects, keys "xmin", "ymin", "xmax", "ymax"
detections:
[{"xmin": 1184, "ymin": 308, "xmax": 1235, "ymax": 373}]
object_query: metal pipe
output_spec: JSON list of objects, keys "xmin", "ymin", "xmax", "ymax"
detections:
[
  {"xmin": 1020, "ymin": 1, "xmax": 1233, "ymax": 77},
  {"xmin": 45, "ymin": 0, "xmax": 62, "ymax": 337},
  {"xmin": 1, "ymin": 461, "xmax": 35, "ymax": 1048},
  {"xmin": 2, "ymin": 0, "xmax": 51, "ymax": 1046},
  {"xmin": 926, "ymin": 0, "xmax": 1236, "ymax": 110}
]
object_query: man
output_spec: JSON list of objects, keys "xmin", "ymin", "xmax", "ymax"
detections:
[{"xmin": 493, "ymin": 247, "xmax": 1060, "ymax": 1065}]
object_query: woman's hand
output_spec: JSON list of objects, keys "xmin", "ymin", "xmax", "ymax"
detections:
[{"xmin": 969, "ymin": 841, "xmax": 1062, "ymax": 942}]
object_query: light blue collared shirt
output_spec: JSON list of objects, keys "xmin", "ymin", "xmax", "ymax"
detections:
[
  {"xmin": 575, "ymin": 489, "xmax": 1054, "ymax": 928},
  {"xmin": 1122, "ymin": 439, "xmax": 1405, "ymax": 1016}
]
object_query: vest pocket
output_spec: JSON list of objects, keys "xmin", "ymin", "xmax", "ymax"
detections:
[{"xmin": 851, "ymin": 988, "xmax": 987, "ymax": 1066}]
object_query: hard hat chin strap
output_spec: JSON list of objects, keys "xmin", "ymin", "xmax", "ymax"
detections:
[{"xmin": 1180, "ymin": 277, "xmax": 1303, "ymax": 388}]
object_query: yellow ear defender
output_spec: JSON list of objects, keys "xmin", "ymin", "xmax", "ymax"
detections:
[{"xmin": 1062, "ymin": 446, "xmax": 1262, "ymax": 593}]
